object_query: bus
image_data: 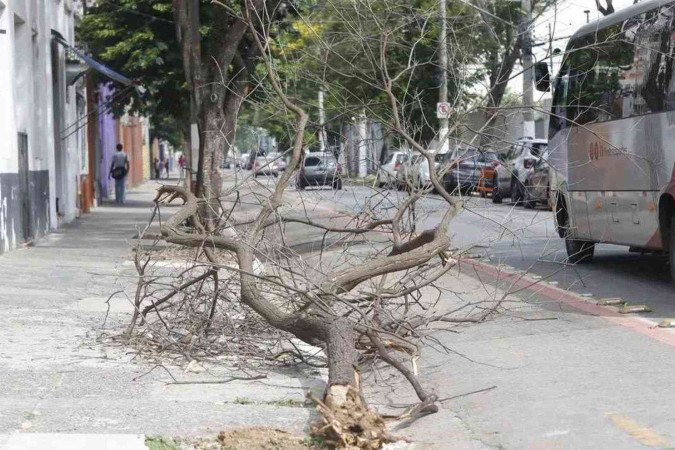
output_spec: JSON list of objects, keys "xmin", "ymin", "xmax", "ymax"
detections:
[{"xmin": 537, "ymin": 0, "xmax": 675, "ymax": 282}]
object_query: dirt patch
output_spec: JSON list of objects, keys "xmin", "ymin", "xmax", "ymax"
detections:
[{"xmin": 179, "ymin": 427, "xmax": 321, "ymax": 449}]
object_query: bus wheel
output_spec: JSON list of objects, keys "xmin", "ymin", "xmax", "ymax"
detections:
[{"xmin": 565, "ymin": 237, "xmax": 595, "ymax": 264}]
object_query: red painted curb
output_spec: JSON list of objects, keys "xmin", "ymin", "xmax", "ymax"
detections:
[{"xmin": 461, "ymin": 258, "xmax": 675, "ymax": 348}]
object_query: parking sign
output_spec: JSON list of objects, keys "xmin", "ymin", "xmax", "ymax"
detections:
[{"xmin": 436, "ymin": 102, "xmax": 453, "ymax": 119}]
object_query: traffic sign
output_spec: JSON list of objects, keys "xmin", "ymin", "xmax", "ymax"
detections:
[{"xmin": 436, "ymin": 102, "xmax": 453, "ymax": 119}]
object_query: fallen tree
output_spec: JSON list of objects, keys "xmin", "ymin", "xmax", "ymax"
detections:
[{"xmin": 122, "ymin": 1, "xmax": 506, "ymax": 447}]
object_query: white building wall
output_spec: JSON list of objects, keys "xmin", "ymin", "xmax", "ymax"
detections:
[{"xmin": 0, "ymin": 0, "xmax": 85, "ymax": 253}]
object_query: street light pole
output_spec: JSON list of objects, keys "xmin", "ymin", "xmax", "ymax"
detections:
[
  {"xmin": 438, "ymin": 0, "xmax": 450, "ymax": 153},
  {"xmin": 521, "ymin": 0, "xmax": 535, "ymax": 138}
]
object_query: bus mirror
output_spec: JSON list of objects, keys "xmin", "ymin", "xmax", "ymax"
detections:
[{"xmin": 535, "ymin": 61, "xmax": 550, "ymax": 92}]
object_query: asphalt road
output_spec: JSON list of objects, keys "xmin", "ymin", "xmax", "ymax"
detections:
[
  {"xmin": 246, "ymin": 174, "xmax": 675, "ymax": 324},
  {"xmin": 247, "ymin": 172, "xmax": 675, "ymax": 448}
]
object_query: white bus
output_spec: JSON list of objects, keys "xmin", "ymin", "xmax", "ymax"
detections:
[{"xmin": 537, "ymin": 0, "xmax": 675, "ymax": 282}]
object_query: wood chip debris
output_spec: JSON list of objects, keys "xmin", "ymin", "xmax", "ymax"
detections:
[
  {"xmin": 618, "ymin": 305, "xmax": 652, "ymax": 314},
  {"xmin": 597, "ymin": 297, "xmax": 625, "ymax": 306}
]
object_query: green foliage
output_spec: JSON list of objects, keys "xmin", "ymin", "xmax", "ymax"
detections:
[
  {"xmin": 78, "ymin": 0, "xmax": 188, "ymax": 142},
  {"xmin": 145, "ymin": 436, "xmax": 180, "ymax": 450}
]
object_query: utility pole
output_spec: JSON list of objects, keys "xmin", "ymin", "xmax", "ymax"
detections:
[
  {"xmin": 521, "ymin": 0, "xmax": 535, "ymax": 138},
  {"xmin": 438, "ymin": 0, "xmax": 450, "ymax": 153},
  {"xmin": 318, "ymin": 88, "xmax": 326, "ymax": 153},
  {"xmin": 358, "ymin": 111, "xmax": 368, "ymax": 178}
]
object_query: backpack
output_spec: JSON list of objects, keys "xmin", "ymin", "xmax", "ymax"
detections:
[
  {"xmin": 111, "ymin": 166, "xmax": 126, "ymax": 179},
  {"xmin": 111, "ymin": 154, "xmax": 128, "ymax": 179}
]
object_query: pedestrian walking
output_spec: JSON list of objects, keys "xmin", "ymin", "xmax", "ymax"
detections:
[
  {"xmin": 164, "ymin": 159, "xmax": 170, "ymax": 178},
  {"xmin": 178, "ymin": 154, "xmax": 186, "ymax": 180},
  {"xmin": 109, "ymin": 144, "xmax": 129, "ymax": 205},
  {"xmin": 153, "ymin": 158, "xmax": 161, "ymax": 179}
]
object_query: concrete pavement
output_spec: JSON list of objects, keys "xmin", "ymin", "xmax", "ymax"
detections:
[
  {"xmin": 2, "ymin": 172, "xmax": 674, "ymax": 449},
  {"xmin": 0, "ymin": 180, "xmax": 322, "ymax": 443}
]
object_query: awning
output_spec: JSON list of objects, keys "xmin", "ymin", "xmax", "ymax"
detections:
[{"xmin": 51, "ymin": 30, "xmax": 136, "ymax": 88}]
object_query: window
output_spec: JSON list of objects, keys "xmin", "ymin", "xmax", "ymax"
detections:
[{"xmin": 549, "ymin": 4, "xmax": 675, "ymax": 138}]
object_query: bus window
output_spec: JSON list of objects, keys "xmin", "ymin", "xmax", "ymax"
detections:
[{"xmin": 549, "ymin": 4, "xmax": 675, "ymax": 134}]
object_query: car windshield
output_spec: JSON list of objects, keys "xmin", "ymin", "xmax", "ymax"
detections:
[{"xmin": 304, "ymin": 156, "xmax": 321, "ymax": 167}]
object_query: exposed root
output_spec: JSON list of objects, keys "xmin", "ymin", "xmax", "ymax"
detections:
[{"xmin": 309, "ymin": 385, "xmax": 393, "ymax": 450}]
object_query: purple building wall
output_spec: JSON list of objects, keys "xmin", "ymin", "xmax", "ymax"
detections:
[{"xmin": 98, "ymin": 83, "xmax": 116, "ymax": 199}]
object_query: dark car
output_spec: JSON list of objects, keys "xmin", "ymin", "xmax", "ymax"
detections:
[
  {"xmin": 296, "ymin": 153, "xmax": 342, "ymax": 190},
  {"xmin": 442, "ymin": 148, "xmax": 499, "ymax": 194}
]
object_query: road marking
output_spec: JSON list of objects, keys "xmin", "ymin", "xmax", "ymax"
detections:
[{"xmin": 606, "ymin": 413, "xmax": 668, "ymax": 447}]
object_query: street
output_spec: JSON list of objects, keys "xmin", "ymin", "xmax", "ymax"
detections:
[
  {"xmin": 271, "ymin": 175, "xmax": 675, "ymax": 448},
  {"xmin": 279, "ymin": 178, "xmax": 675, "ymax": 325},
  {"xmin": 0, "ymin": 175, "xmax": 673, "ymax": 449}
]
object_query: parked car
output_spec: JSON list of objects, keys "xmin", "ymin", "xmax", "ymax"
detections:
[
  {"xmin": 253, "ymin": 155, "xmax": 278, "ymax": 177},
  {"xmin": 522, "ymin": 159, "xmax": 552, "ymax": 210},
  {"xmin": 419, "ymin": 152, "xmax": 450, "ymax": 188},
  {"xmin": 377, "ymin": 151, "xmax": 409, "ymax": 187},
  {"xmin": 238, "ymin": 152, "xmax": 250, "ymax": 169},
  {"xmin": 442, "ymin": 147, "xmax": 498, "ymax": 194},
  {"xmin": 492, "ymin": 138, "xmax": 548, "ymax": 204},
  {"xmin": 395, "ymin": 154, "xmax": 425, "ymax": 190},
  {"xmin": 296, "ymin": 153, "xmax": 342, "ymax": 190},
  {"xmin": 266, "ymin": 152, "xmax": 287, "ymax": 172},
  {"xmin": 471, "ymin": 149, "xmax": 501, "ymax": 198}
]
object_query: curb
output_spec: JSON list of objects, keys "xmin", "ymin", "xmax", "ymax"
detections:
[{"xmin": 460, "ymin": 258, "xmax": 675, "ymax": 348}]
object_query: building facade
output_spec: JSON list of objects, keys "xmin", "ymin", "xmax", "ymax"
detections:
[
  {"xmin": 0, "ymin": 0, "xmax": 148, "ymax": 254},
  {"xmin": 0, "ymin": 0, "xmax": 85, "ymax": 252}
]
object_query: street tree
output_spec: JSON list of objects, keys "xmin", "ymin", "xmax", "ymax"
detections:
[
  {"xmin": 78, "ymin": 0, "xmax": 188, "ymax": 144},
  {"xmin": 120, "ymin": 0, "xmax": 521, "ymax": 447}
]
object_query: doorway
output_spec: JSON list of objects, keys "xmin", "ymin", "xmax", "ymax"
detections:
[{"xmin": 18, "ymin": 132, "xmax": 32, "ymax": 242}]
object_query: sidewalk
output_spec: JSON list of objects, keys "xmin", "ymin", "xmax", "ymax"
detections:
[{"xmin": 0, "ymin": 180, "xmax": 321, "ymax": 445}]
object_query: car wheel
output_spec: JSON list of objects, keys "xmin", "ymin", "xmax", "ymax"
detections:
[
  {"xmin": 523, "ymin": 186, "xmax": 535, "ymax": 209},
  {"xmin": 492, "ymin": 175, "xmax": 503, "ymax": 204},
  {"xmin": 511, "ymin": 178, "xmax": 523, "ymax": 205}
]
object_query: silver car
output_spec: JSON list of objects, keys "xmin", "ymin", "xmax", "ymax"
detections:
[
  {"xmin": 493, "ymin": 138, "xmax": 548, "ymax": 204},
  {"xmin": 296, "ymin": 153, "xmax": 342, "ymax": 190},
  {"xmin": 253, "ymin": 155, "xmax": 278, "ymax": 177},
  {"xmin": 377, "ymin": 151, "xmax": 409, "ymax": 187}
]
